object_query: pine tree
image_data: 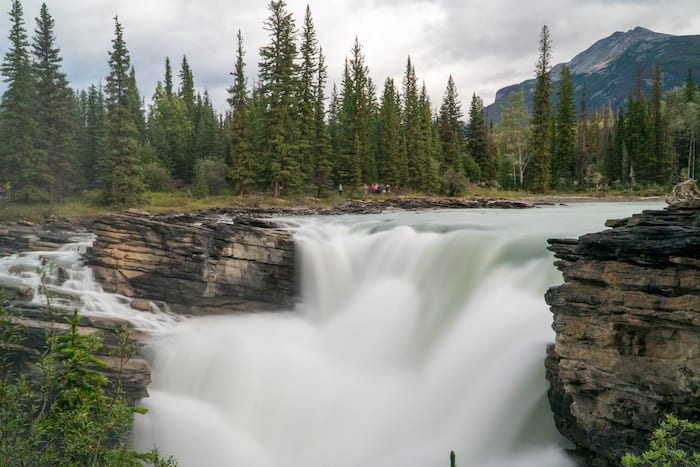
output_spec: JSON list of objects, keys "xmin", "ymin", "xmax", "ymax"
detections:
[
  {"xmin": 402, "ymin": 57, "xmax": 422, "ymax": 189},
  {"xmin": 258, "ymin": 0, "xmax": 301, "ymax": 197},
  {"xmin": 100, "ymin": 16, "xmax": 144, "ymax": 205},
  {"xmin": 684, "ymin": 66, "xmax": 696, "ymax": 103},
  {"xmin": 31, "ymin": 2, "xmax": 77, "ymax": 201},
  {"xmin": 311, "ymin": 47, "xmax": 333, "ymax": 197},
  {"xmin": 79, "ymin": 84, "xmax": 106, "ymax": 187},
  {"xmin": 164, "ymin": 56, "xmax": 173, "ymax": 98},
  {"xmin": 438, "ymin": 75, "xmax": 465, "ymax": 175},
  {"xmin": 625, "ymin": 70, "xmax": 653, "ymax": 184},
  {"xmin": 227, "ymin": 30, "xmax": 254, "ymax": 196},
  {"xmin": 650, "ymin": 63, "xmax": 668, "ymax": 183},
  {"xmin": 467, "ymin": 92, "xmax": 490, "ymax": 182},
  {"xmin": 0, "ymin": 0, "xmax": 43, "ymax": 202},
  {"xmin": 298, "ymin": 5, "xmax": 318, "ymax": 188},
  {"xmin": 419, "ymin": 85, "xmax": 439, "ymax": 192},
  {"xmin": 379, "ymin": 77, "xmax": 404, "ymax": 187},
  {"xmin": 551, "ymin": 65, "xmax": 576, "ymax": 188},
  {"xmin": 529, "ymin": 25, "xmax": 553, "ymax": 192}
]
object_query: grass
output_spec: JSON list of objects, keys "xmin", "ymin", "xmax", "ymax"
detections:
[{"xmin": 0, "ymin": 184, "xmax": 669, "ymax": 223}]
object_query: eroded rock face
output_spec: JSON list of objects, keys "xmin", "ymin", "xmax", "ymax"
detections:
[
  {"xmin": 545, "ymin": 201, "xmax": 700, "ymax": 464},
  {"xmin": 86, "ymin": 210, "xmax": 297, "ymax": 314}
]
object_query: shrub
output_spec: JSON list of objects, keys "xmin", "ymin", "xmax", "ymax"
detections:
[
  {"xmin": 193, "ymin": 158, "xmax": 228, "ymax": 197},
  {"xmin": 622, "ymin": 414, "xmax": 700, "ymax": 466},
  {"xmin": 143, "ymin": 161, "xmax": 173, "ymax": 192},
  {"xmin": 0, "ymin": 304, "xmax": 178, "ymax": 466}
]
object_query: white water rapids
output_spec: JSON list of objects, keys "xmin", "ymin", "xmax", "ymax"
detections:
[{"xmin": 0, "ymin": 202, "xmax": 664, "ymax": 466}]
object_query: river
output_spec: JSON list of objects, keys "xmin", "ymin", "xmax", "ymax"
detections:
[{"xmin": 124, "ymin": 201, "xmax": 662, "ymax": 467}]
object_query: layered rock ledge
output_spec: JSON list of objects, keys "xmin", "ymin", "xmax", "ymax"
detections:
[
  {"xmin": 545, "ymin": 193, "xmax": 700, "ymax": 464},
  {"xmin": 86, "ymin": 210, "xmax": 296, "ymax": 315}
]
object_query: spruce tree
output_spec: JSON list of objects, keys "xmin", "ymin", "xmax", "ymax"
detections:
[
  {"xmin": 402, "ymin": 57, "xmax": 422, "ymax": 189},
  {"xmin": 551, "ymin": 65, "xmax": 576, "ymax": 188},
  {"xmin": 311, "ymin": 47, "xmax": 333, "ymax": 197},
  {"xmin": 529, "ymin": 25, "xmax": 553, "ymax": 192},
  {"xmin": 649, "ymin": 63, "xmax": 670, "ymax": 183},
  {"xmin": 379, "ymin": 77, "xmax": 404, "ymax": 187},
  {"xmin": 100, "ymin": 16, "xmax": 144, "ymax": 205},
  {"xmin": 438, "ymin": 75, "xmax": 465, "ymax": 174},
  {"xmin": 79, "ymin": 84, "xmax": 106, "ymax": 187},
  {"xmin": 626, "ymin": 70, "xmax": 653, "ymax": 184},
  {"xmin": 0, "ymin": 0, "xmax": 43, "ymax": 202},
  {"xmin": 298, "ymin": 5, "xmax": 318, "ymax": 188},
  {"xmin": 32, "ymin": 2, "xmax": 77, "ymax": 201},
  {"xmin": 227, "ymin": 30, "xmax": 255, "ymax": 196},
  {"xmin": 466, "ymin": 92, "xmax": 491, "ymax": 182},
  {"xmin": 258, "ymin": 0, "xmax": 301, "ymax": 197}
]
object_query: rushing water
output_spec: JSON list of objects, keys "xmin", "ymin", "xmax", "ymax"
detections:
[
  {"xmin": 128, "ymin": 201, "xmax": 662, "ymax": 467},
  {"xmin": 0, "ymin": 202, "xmax": 665, "ymax": 466}
]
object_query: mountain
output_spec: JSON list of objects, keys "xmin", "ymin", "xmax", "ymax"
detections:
[{"xmin": 485, "ymin": 27, "xmax": 700, "ymax": 122}]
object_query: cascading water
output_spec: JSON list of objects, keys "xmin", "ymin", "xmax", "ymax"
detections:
[
  {"xmin": 0, "ymin": 235, "xmax": 178, "ymax": 332},
  {"xmin": 130, "ymin": 202, "xmax": 664, "ymax": 467},
  {"xmin": 0, "ymin": 203, "xmax": 663, "ymax": 465}
]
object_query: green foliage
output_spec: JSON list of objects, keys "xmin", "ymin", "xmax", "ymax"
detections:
[
  {"xmin": 194, "ymin": 158, "xmax": 228, "ymax": 197},
  {"xmin": 441, "ymin": 167, "xmax": 468, "ymax": 196},
  {"xmin": 100, "ymin": 16, "xmax": 145, "ymax": 206},
  {"xmin": 551, "ymin": 65, "xmax": 576, "ymax": 188},
  {"xmin": 450, "ymin": 450, "xmax": 457, "ymax": 467},
  {"xmin": 142, "ymin": 160, "xmax": 173, "ymax": 192},
  {"xmin": 467, "ymin": 92, "xmax": 492, "ymax": 181},
  {"xmin": 529, "ymin": 25, "xmax": 553, "ymax": 192},
  {"xmin": 621, "ymin": 415, "xmax": 700, "ymax": 467},
  {"xmin": 0, "ymin": 304, "xmax": 177, "ymax": 466}
]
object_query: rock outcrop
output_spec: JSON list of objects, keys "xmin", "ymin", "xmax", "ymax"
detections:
[
  {"xmin": 86, "ymin": 210, "xmax": 297, "ymax": 314},
  {"xmin": 545, "ymin": 193, "xmax": 700, "ymax": 464}
]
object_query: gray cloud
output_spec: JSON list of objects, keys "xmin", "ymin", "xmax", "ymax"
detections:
[{"xmin": 1, "ymin": 0, "xmax": 698, "ymax": 114}]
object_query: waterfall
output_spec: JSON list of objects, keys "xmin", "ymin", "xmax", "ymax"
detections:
[
  {"xmin": 0, "ymin": 235, "xmax": 178, "ymax": 332},
  {"xmin": 0, "ymin": 203, "xmax": 663, "ymax": 466},
  {"xmin": 132, "ymin": 203, "xmax": 663, "ymax": 467}
]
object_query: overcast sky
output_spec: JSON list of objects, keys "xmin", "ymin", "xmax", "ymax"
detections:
[{"xmin": 2, "ymin": 0, "xmax": 700, "ymax": 114}]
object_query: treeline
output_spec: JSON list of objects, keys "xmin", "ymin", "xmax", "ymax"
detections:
[
  {"xmin": 1, "ymin": 3, "xmax": 698, "ymax": 206},
  {"xmin": 498, "ymin": 26, "xmax": 699, "ymax": 192}
]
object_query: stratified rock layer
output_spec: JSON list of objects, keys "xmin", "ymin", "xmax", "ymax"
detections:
[
  {"xmin": 86, "ymin": 211, "xmax": 296, "ymax": 314},
  {"xmin": 545, "ymin": 201, "xmax": 700, "ymax": 464}
]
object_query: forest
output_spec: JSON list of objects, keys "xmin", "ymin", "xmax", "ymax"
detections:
[{"xmin": 0, "ymin": 0, "xmax": 699, "ymax": 206}]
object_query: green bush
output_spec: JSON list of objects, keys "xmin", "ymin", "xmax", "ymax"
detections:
[
  {"xmin": 0, "ymin": 305, "xmax": 177, "ymax": 466},
  {"xmin": 143, "ymin": 161, "xmax": 174, "ymax": 192},
  {"xmin": 622, "ymin": 414, "xmax": 700, "ymax": 466},
  {"xmin": 193, "ymin": 158, "xmax": 228, "ymax": 197}
]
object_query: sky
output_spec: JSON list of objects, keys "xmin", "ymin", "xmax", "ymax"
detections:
[{"xmin": 2, "ymin": 0, "xmax": 700, "ymax": 115}]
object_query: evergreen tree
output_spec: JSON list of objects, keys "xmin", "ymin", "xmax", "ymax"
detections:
[
  {"xmin": 311, "ymin": 47, "xmax": 333, "ymax": 197},
  {"xmin": 337, "ymin": 39, "xmax": 373, "ymax": 188},
  {"xmin": 379, "ymin": 77, "xmax": 404, "ymax": 187},
  {"xmin": 178, "ymin": 55, "xmax": 195, "ymax": 118},
  {"xmin": 100, "ymin": 16, "xmax": 144, "ymax": 205},
  {"xmin": 438, "ymin": 75, "xmax": 464, "ymax": 174},
  {"xmin": 258, "ymin": 0, "xmax": 301, "ymax": 197},
  {"xmin": 31, "ymin": 3, "xmax": 77, "ymax": 201},
  {"xmin": 0, "ymin": 0, "xmax": 43, "ymax": 202},
  {"xmin": 625, "ymin": 71, "xmax": 653, "ymax": 184},
  {"xmin": 466, "ymin": 92, "xmax": 490, "ymax": 182},
  {"xmin": 79, "ymin": 84, "xmax": 106, "ymax": 187},
  {"xmin": 551, "ymin": 65, "xmax": 576, "ymax": 188},
  {"xmin": 402, "ymin": 57, "xmax": 422, "ymax": 189},
  {"xmin": 684, "ymin": 66, "xmax": 696, "ymax": 103},
  {"xmin": 577, "ymin": 83, "xmax": 589, "ymax": 187},
  {"xmin": 164, "ymin": 56, "xmax": 173, "ymax": 98},
  {"xmin": 418, "ymin": 84, "xmax": 440, "ymax": 192},
  {"xmin": 227, "ymin": 30, "xmax": 255, "ymax": 196},
  {"xmin": 298, "ymin": 5, "xmax": 318, "ymax": 188},
  {"xmin": 649, "ymin": 63, "xmax": 668, "ymax": 182},
  {"xmin": 529, "ymin": 25, "xmax": 553, "ymax": 192}
]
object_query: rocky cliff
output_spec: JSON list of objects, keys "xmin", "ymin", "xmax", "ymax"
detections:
[
  {"xmin": 86, "ymin": 210, "xmax": 296, "ymax": 314},
  {"xmin": 545, "ymin": 188, "xmax": 700, "ymax": 464}
]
